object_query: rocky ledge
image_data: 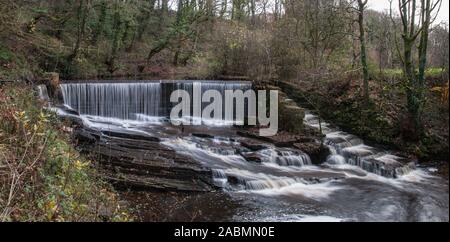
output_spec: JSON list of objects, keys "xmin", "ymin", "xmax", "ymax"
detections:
[
  {"xmin": 237, "ymin": 129, "xmax": 330, "ymax": 164},
  {"xmin": 73, "ymin": 127, "xmax": 217, "ymax": 192}
]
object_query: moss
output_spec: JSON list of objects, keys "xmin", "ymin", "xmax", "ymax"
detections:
[
  {"xmin": 0, "ymin": 45, "xmax": 14, "ymax": 62},
  {"xmin": 279, "ymin": 101, "xmax": 305, "ymax": 134}
]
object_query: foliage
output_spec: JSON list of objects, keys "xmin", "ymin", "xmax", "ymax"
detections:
[
  {"xmin": 371, "ymin": 68, "xmax": 447, "ymax": 81},
  {"xmin": 0, "ymin": 83, "xmax": 130, "ymax": 221},
  {"xmin": 187, "ymin": 52, "xmax": 223, "ymax": 79},
  {"xmin": 431, "ymin": 81, "xmax": 450, "ymax": 106}
]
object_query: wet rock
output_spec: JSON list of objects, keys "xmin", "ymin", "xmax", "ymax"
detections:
[
  {"xmin": 53, "ymin": 105, "xmax": 84, "ymax": 126},
  {"xmin": 241, "ymin": 152, "xmax": 263, "ymax": 163},
  {"xmin": 267, "ymin": 133, "xmax": 314, "ymax": 147},
  {"xmin": 192, "ymin": 133, "xmax": 215, "ymax": 139},
  {"xmin": 293, "ymin": 142, "xmax": 330, "ymax": 165},
  {"xmin": 237, "ymin": 130, "xmax": 319, "ymax": 148},
  {"xmin": 226, "ymin": 176, "xmax": 241, "ymax": 186},
  {"xmin": 101, "ymin": 130, "xmax": 160, "ymax": 142},
  {"xmin": 75, "ymin": 127, "xmax": 217, "ymax": 192},
  {"xmin": 73, "ymin": 128, "xmax": 100, "ymax": 145},
  {"xmin": 240, "ymin": 139, "xmax": 269, "ymax": 151}
]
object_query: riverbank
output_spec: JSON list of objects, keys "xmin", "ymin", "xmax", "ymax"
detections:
[{"xmin": 0, "ymin": 82, "xmax": 130, "ymax": 221}]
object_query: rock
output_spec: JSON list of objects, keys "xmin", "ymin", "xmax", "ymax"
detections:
[
  {"xmin": 75, "ymin": 127, "xmax": 217, "ymax": 192},
  {"xmin": 340, "ymin": 147, "xmax": 416, "ymax": 178},
  {"xmin": 266, "ymin": 85, "xmax": 282, "ymax": 91},
  {"xmin": 279, "ymin": 102, "xmax": 305, "ymax": 134},
  {"xmin": 192, "ymin": 133, "xmax": 215, "ymax": 139},
  {"xmin": 73, "ymin": 128, "xmax": 100, "ymax": 145},
  {"xmin": 241, "ymin": 152, "xmax": 263, "ymax": 163},
  {"xmin": 101, "ymin": 130, "xmax": 160, "ymax": 142},
  {"xmin": 240, "ymin": 139, "xmax": 269, "ymax": 151},
  {"xmin": 237, "ymin": 130, "xmax": 319, "ymax": 148},
  {"xmin": 39, "ymin": 72, "xmax": 62, "ymax": 101},
  {"xmin": 267, "ymin": 132, "xmax": 308, "ymax": 147},
  {"xmin": 294, "ymin": 142, "xmax": 330, "ymax": 164},
  {"xmin": 56, "ymin": 104, "xmax": 80, "ymax": 116},
  {"xmin": 227, "ymin": 176, "xmax": 241, "ymax": 186},
  {"xmin": 281, "ymin": 98, "xmax": 296, "ymax": 106},
  {"xmin": 55, "ymin": 105, "xmax": 84, "ymax": 126}
]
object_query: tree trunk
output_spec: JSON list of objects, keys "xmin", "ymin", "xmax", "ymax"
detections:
[
  {"xmin": 69, "ymin": 0, "xmax": 89, "ymax": 62},
  {"xmin": 358, "ymin": 0, "xmax": 370, "ymax": 103}
]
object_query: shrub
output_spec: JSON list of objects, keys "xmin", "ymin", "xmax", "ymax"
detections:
[{"xmin": 0, "ymin": 83, "xmax": 130, "ymax": 221}]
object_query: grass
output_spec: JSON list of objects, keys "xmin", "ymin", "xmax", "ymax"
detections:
[{"xmin": 372, "ymin": 67, "xmax": 447, "ymax": 80}]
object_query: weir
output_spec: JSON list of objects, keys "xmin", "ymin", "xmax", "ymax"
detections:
[{"xmin": 60, "ymin": 80, "xmax": 252, "ymax": 120}]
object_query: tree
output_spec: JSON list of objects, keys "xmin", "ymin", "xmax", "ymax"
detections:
[
  {"xmin": 356, "ymin": 0, "xmax": 370, "ymax": 103},
  {"xmin": 428, "ymin": 23, "xmax": 449, "ymax": 80},
  {"xmin": 91, "ymin": 0, "xmax": 108, "ymax": 45},
  {"xmin": 136, "ymin": 0, "xmax": 157, "ymax": 41},
  {"xmin": 68, "ymin": 0, "xmax": 91, "ymax": 62},
  {"xmin": 390, "ymin": 0, "xmax": 442, "ymax": 139},
  {"xmin": 300, "ymin": 0, "xmax": 349, "ymax": 71}
]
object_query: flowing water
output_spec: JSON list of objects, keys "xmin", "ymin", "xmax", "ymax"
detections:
[{"xmin": 55, "ymin": 81, "xmax": 449, "ymax": 222}]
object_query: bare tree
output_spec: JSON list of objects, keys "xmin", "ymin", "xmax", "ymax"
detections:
[
  {"xmin": 390, "ymin": 0, "xmax": 442, "ymax": 138},
  {"xmin": 356, "ymin": 0, "xmax": 370, "ymax": 103},
  {"xmin": 428, "ymin": 23, "xmax": 449, "ymax": 80}
]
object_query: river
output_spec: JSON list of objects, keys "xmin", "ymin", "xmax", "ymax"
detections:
[{"xmin": 48, "ymin": 80, "xmax": 449, "ymax": 222}]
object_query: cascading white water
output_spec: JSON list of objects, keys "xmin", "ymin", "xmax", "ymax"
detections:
[
  {"xmin": 61, "ymin": 82, "xmax": 162, "ymax": 120},
  {"xmin": 60, "ymin": 81, "xmax": 252, "ymax": 123},
  {"xmin": 303, "ymin": 111, "xmax": 415, "ymax": 177},
  {"xmin": 161, "ymin": 136, "xmax": 316, "ymax": 193},
  {"xmin": 258, "ymin": 148, "xmax": 312, "ymax": 167},
  {"xmin": 173, "ymin": 81, "xmax": 252, "ymax": 124},
  {"xmin": 36, "ymin": 84, "xmax": 50, "ymax": 102}
]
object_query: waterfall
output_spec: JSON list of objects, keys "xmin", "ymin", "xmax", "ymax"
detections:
[
  {"xmin": 36, "ymin": 85, "xmax": 50, "ymax": 102},
  {"xmin": 61, "ymin": 82, "xmax": 162, "ymax": 120},
  {"xmin": 171, "ymin": 81, "xmax": 252, "ymax": 122},
  {"xmin": 60, "ymin": 81, "xmax": 252, "ymax": 122}
]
